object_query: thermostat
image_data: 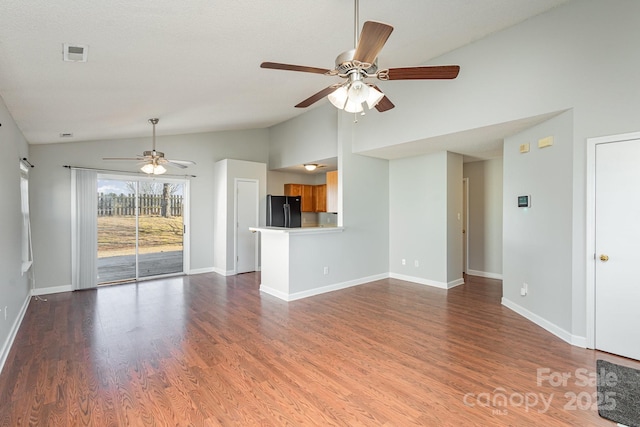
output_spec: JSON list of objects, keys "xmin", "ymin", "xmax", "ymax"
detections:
[{"xmin": 518, "ymin": 195, "xmax": 531, "ymax": 208}]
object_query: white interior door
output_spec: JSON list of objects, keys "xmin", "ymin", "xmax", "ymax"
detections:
[
  {"xmin": 236, "ymin": 179, "xmax": 258, "ymax": 274},
  {"xmin": 594, "ymin": 138, "xmax": 640, "ymax": 360}
]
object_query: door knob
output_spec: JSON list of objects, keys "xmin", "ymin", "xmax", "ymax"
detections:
[{"xmin": 600, "ymin": 254, "xmax": 609, "ymax": 262}]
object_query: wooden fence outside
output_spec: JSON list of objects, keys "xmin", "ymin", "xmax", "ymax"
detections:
[{"xmin": 98, "ymin": 193, "xmax": 183, "ymax": 217}]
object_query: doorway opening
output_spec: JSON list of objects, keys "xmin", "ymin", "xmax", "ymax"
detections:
[{"xmin": 97, "ymin": 174, "xmax": 189, "ymax": 285}]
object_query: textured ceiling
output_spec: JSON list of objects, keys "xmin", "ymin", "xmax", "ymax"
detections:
[{"xmin": 0, "ymin": 0, "xmax": 567, "ymax": 145}]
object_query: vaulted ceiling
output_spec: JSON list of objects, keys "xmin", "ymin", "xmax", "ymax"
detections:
[{"xmin": 0, "ymin": 0, "xmax": 567, "ymax": 145}]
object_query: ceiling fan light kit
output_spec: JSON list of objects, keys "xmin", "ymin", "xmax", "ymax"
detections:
[
  {"xmin": 102, "ymin": 118, "xmax": 195, "ymax": 174},
  {"xmin": 140, "ymin": 163, "xmax": 167, "ymax": 175},
  {"xmin": 260, "ymin": 0, "xmax": 460, "ymax": 115}
]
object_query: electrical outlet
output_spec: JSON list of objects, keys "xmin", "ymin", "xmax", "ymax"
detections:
[
  {"xmin": 401, "ymin": 259, "xmax": 406, "ymax": 266},
  {"xmin": 521, "ymin": 283, "xmax": 528, "ymax": 296},
  {"xmin": 323, "ymin": 266, "xmax": 329, "ymax": 275},
  {"xmin": 414, "ymin": 260, "xmax": 419, "ymax": 267}
]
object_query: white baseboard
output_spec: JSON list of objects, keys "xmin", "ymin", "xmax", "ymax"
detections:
[
  {"xmin": 502, "ymin": 297, "xmax": 586, "ymax": 348},
  {"xmin": 0, "ymin": 293, "xmax": 31, "ymax": 375},
  {"xmin": 389, "ymin": 273, "xmax": 464, "ymax": 289},
  {"xmin": 260, "ymin": 273, "xmax": 389, "ymax": 302},
  {"xmin": 259, "ymin": 285, "xmax": 290, "ymax": 301},
  {"xmin": 212, "ymin": 267, "xmax": 235, "ymax": 276},
  {"xmin": 467, "ymin": 269, "xmax": 503, "ymax": 280},
  {"xmin": 188, "ymin": 267, "xmax": 215, "ymax": 275},
  {"xmin": 32, "ymin": 285, "xmax": 73, "ymax": 296}
]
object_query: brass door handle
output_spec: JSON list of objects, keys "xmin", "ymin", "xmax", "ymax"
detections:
[{"xmin": 600, "ymin": 254, "xmax": 609, "ymax": 262}]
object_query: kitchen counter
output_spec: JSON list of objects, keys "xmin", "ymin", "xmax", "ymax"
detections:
[
  {"xmin": 250, "ymin": 226, "xmax": 343, "ymax": 235},
  {"xmin": 250, "ymin": 226, "xmax": 345, "ymax": 301}
]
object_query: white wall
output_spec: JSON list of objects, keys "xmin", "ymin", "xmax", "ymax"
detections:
[
  {"xmin": 337, "ymin": 0, "xmax": 640, "ymax": 339},
  {"xmin": 503, "ymin": 111, "xmax": 574, "ymax": 335},
  {"xmin": 389, "ymin": 151, "xmax": 462, "ymax": 288},
  {"xmin": 0, "ymin": 95, "xmax": 30, "ymax": 370},
  {"xmin": 212, "ymin": 160, "xmax": 228, "ymax": 274},
  {"xmin": 389, "ymin": 152, "xmax": 447, "ymax": 283},
  {"xmin": 446, "ymin": 152, "xmax": 463, "ymax": 283},
  {"xmin": 29, "ymin": 129, "xmax": 269, "ymax": 289},
  {"xmin": 463, "ymin": 159, "xmax": 503, "ymax": 277},
  {"xmin": 269, "ymin": 104, "xmax": 338, "ymax": 169}
]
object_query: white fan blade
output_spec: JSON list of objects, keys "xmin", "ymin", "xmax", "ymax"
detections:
[
  {"xmin": 166, "ymin": 161, "xmax": 188, "ymax": 169},
  {"xmin": 168, "ymin": 159, "xmax": 196, "ymax": 165},
  {"xmin": 103, "ymin": 157, "xmax": 146, "ymax": 161}
]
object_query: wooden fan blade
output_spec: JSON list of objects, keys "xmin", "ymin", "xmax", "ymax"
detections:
[
  {"xmin": 375, "ymin": 96, "xmax": 395, "ymax": 112},
  {"xmin": 295, "ymin": 85, "xmax": 340, "ymax": 108},
  {"xmin": 261, "ymin": 62, "xmax": 331, "ymax": 75},
  {"xmin": 353, "ymin": 21, "xmax": 394, "ymax": 65},
  {"xmin": 370, "ymin": 85, "xmax": 395, "ymax": 112},
  {"xmin": 385, "ymin": 65, "xmax": 460, "ymax": 80}
]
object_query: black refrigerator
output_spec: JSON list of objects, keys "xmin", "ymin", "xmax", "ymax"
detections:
[{"xmin": 267, "ymin": 195, "xmax": 302, "ymax": 228}]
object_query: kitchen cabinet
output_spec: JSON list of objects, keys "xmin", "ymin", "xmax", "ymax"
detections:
[
  {"xmin": 326, "ymin": 170, "xmax": 338, "ymax": 213},
  {"xmin": 313, "ymin": 184, "xmax": 326, "ymax": 212},
  {"xmin": 284, "ymin": 183, "xmax": 302, "ymax": 198},
  {"xmin": 284, "ymin": 183, "xmax": 314, "ymax": 212},
  {"xmin": 301, "ymin": 185, "xmax": 314, "ymax": 212},
  {"xmin": 285, "ymin": 183, "xmax": 327, "ymax": 212}
]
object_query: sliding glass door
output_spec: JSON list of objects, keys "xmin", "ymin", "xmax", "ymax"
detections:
[{"xmin": 97, "ymin": 175, "xmax": 188, "ymax": 285}]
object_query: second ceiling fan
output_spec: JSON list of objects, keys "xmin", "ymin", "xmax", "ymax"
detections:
[{"xmin": 261, "ymin": 0, "xmax": 460, "ymax": 114}]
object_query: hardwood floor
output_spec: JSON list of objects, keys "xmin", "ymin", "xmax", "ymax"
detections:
[{"xmin": 0, "ymin": 273, "xmax": 636, "ymax": 426}]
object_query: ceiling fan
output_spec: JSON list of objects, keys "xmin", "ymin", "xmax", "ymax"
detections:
[
  {"xmin": 103, "ymin": 118, "xmax": 195, "ymax": 175},
  {"xmin": 260, "ymin": 0, "xmax": 460, "ymax": 114}
]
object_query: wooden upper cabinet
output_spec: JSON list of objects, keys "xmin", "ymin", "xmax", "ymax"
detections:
[
  {"xmin": 284, "ymin": 183, "xmax": 314, "ymax": 212},
  {"xmin": 301, "ymin": 185, "xmax": 314, "ymax": 212},
  {"xmin": 313, "ymin": 184, "xmax": 327, "ymax": 212},
  {"xmin": 326, "ymin": 170, "xmax": 338, "ymax": 213},
  {"xmin": 284, "ymin": 183, "xmax": 302, "ymax": 197}
]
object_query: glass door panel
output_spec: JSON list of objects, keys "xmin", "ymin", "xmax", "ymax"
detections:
[
  {"xmin": 138, "ymin": 182, "xmax": 184, "ymax": 278},
  {"xmin": 97, "ymin": 179, "xmax": 137, "ymax": 284}
]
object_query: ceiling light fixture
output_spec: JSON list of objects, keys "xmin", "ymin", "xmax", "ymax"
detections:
[
  {"xmin": 141, "ymin": 162, "xmax": 166, "ymax": 175},
  {"xmin": 328, "ymin": 74, "xmax": 384, "ymax": 114},
  {"xmin": 304, "ymin": 164, "xmax": 318, "ymax": 171}
]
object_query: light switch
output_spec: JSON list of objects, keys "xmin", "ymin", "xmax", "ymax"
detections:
[{"xmin": 519, "ymin": 143, "xmax": 530, "ymax": 153}]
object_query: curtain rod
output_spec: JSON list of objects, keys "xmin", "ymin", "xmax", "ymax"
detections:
[
  {"xmin": 63, "ymin": 165, "xmax": 196, "ymax": 178},
  {"xmin": 21, "ymin": 157, "xmax": 35, "ymax": 168}
]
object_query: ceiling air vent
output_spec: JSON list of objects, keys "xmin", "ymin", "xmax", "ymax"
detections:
[{"xmin": 63, "ymin": 43, "xmax": 88, "ymax": 62}]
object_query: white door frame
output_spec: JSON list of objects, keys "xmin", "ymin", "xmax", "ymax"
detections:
[
  {"xmin": 585, "ymin": 130, "xmax": 640, "ymax": 349},
  {"xmin": 234, "ymin": 178, "xmax": 259, "ymax": 274}
]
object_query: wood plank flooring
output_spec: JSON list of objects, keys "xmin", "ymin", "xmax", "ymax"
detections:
[{"xmin": 0, "ymin": 273, "xmax": 636, "ymax": 426}]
